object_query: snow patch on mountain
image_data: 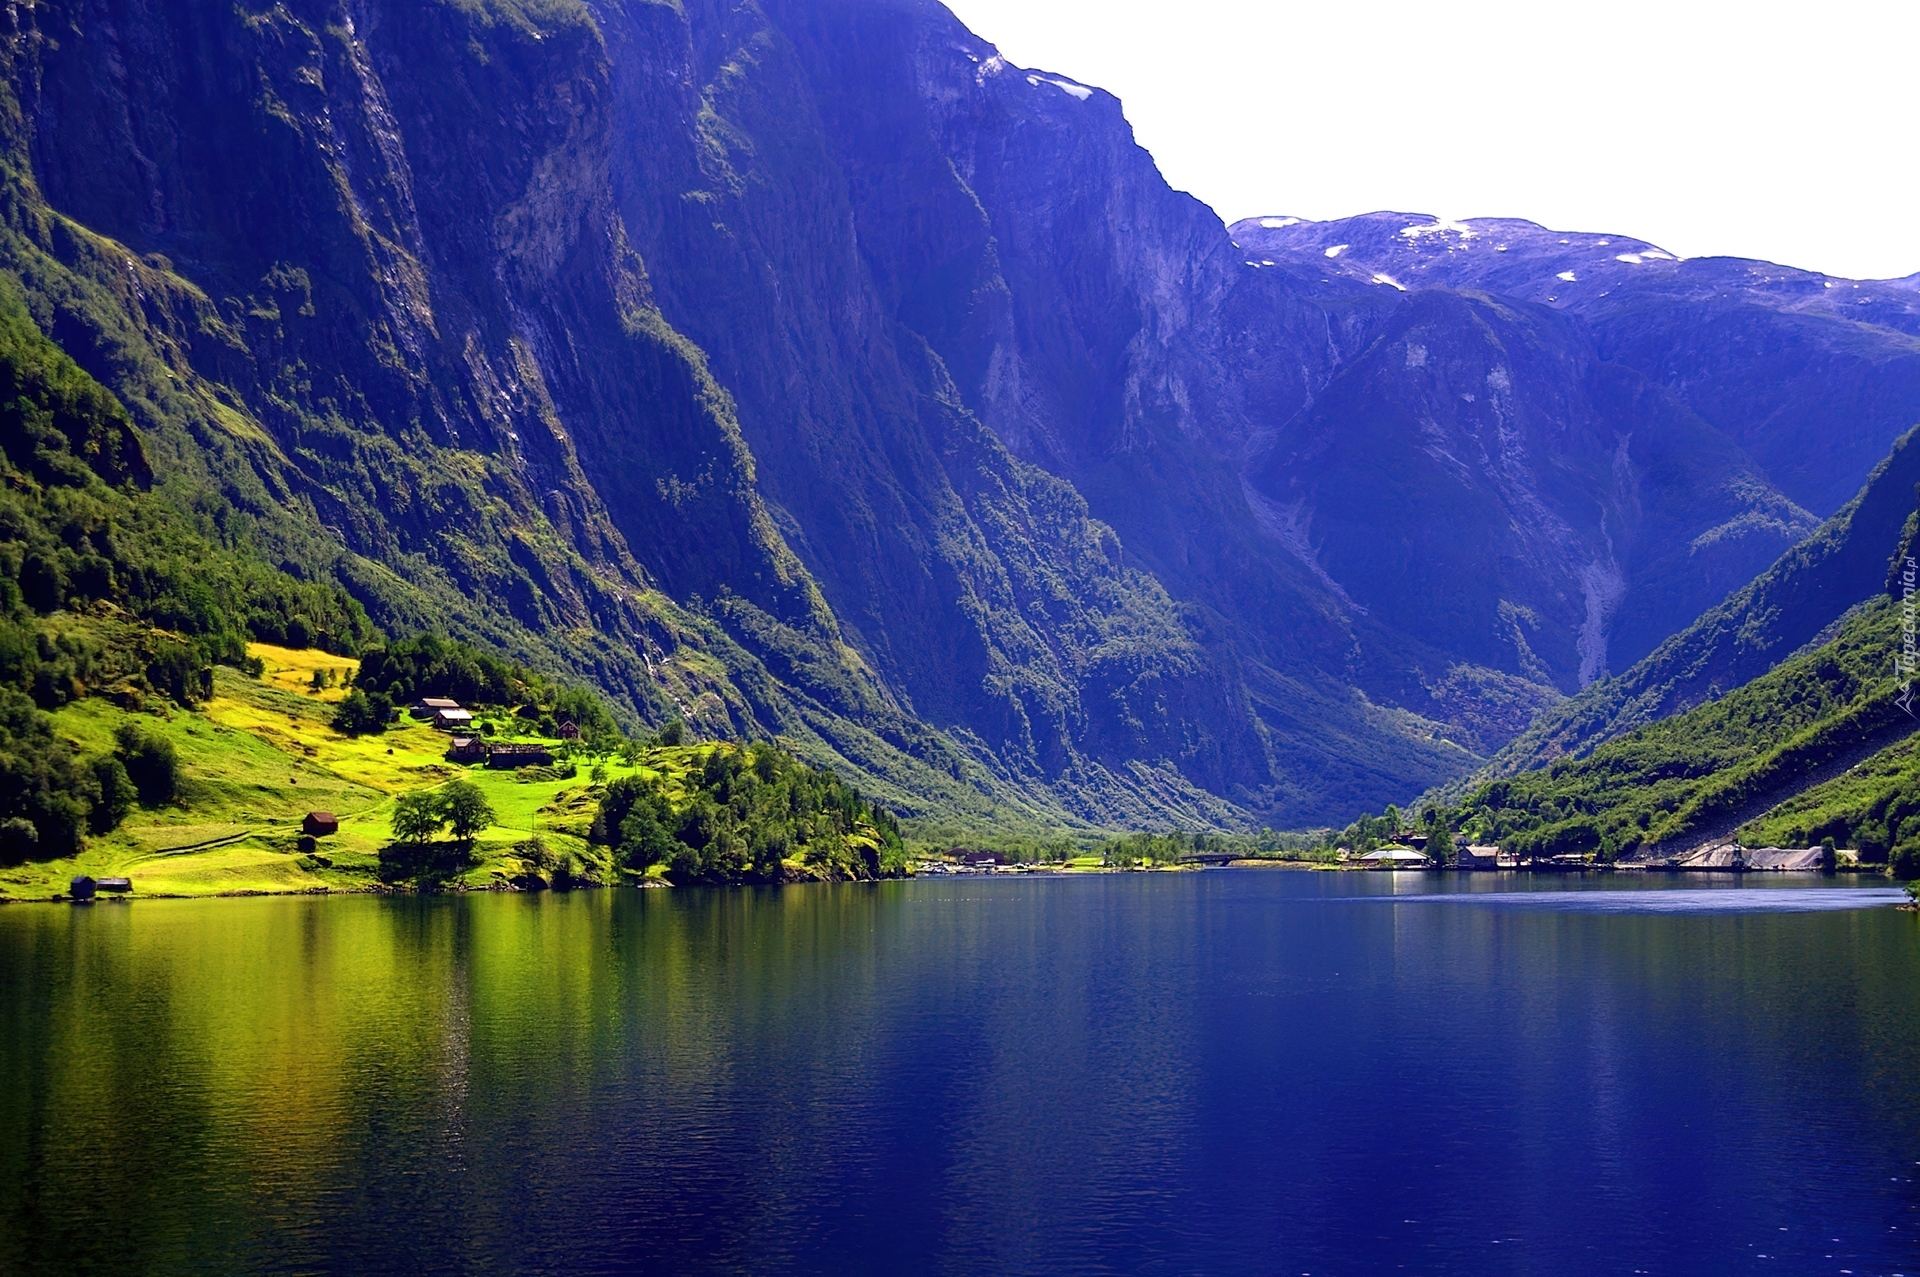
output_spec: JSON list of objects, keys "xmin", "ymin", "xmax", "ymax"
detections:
[
  {"xmin": 1025, "ymin": 74, "xmax": 1091, "ymax": 100},
  {"xmin": 1401, "ymin": 218, "xmax": 1476, "ymax": 240}
]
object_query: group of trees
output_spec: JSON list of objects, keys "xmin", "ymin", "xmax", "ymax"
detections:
[
  {"xmin": 353, "ymin": 634, "xmax": 529, "ymax": 711},
  {"xmin": 591, "ymin": 742, "xmax": 906, "ymax": 884},
  {"xmin": 342, "ymin": 633, "xmax": 623, "ymax": 746},
  {"xmin": 0, "ymin": 708, "xmax": 176, "ymax": 864},
  {"xmin": 390, "ymin": 780, "xmax": 497, "ymax": 847}
]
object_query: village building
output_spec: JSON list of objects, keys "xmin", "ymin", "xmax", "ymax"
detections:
[
  {"xmin": 1361, "ymin": 847, "xmax": 1430, "ymax": 867},
  {"xmin": 556, "ymin": 721, "xmax": 581, "ymax": 740},
  {"xmin": 302, "ymin": 811, "xmax": 340, "ymax": 837},
  {"xmin": 486, "ymin": 743, "xmax": 553, "ymax": 769},
  {"xmin": 410, "ymin": 696, "xmax": 462, "ymax": 720},
  {"xmin": 446, "ymin": 737, "xmax": 488, "ymax": 764},
  {"xmin": 1458, "ymin": 844, "xmax": 1501, "ymax": 870}
]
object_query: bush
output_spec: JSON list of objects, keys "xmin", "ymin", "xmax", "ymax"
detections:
[{"xmin": 114, "ymin": 724, "xmax": 179, "ymax": 806}]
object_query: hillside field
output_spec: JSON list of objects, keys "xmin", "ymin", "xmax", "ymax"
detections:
[{"xmin": 0, "ymin": 644, "xmax": 711, "ymax": 901}]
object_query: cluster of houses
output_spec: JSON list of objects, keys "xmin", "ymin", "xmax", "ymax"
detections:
[
  {"xmin": 1356, "ymin": 829, "xmax": 1849, "ymax": 872},
  {"xmin": 408, "ymin": 696, "xmax": 557, "ymax": 769}
]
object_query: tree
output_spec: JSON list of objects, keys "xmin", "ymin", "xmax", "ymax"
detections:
[
  {"xmin": 115, "ymin": 724, "xmax": 178, "ymax": 805},
  {"xmin": 391, "ymin": 791, "xmax": 443, "ymax": 845},
  {"xmin": 332, "ymin": 688, "xmax": 392, "ymax": 736},
  {"xmin": 88, "ymin": 756, "xmax": 135, "ymax": 832},
  {"xmin": 440, "ymin": 780, "xmax": 495, "ymax": 844}
]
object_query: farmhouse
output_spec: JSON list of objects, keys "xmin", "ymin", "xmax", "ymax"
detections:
[
  {"xmin": 410, "ymin": 696, "xmax": 461, "ymax": 719},
  {"xmin": 446, "ymin": 737, "xmax": 488, "ymax": 764},
  {"xmin": 486, "ymin": 743, "xmax": 553, "ymax": 769}
]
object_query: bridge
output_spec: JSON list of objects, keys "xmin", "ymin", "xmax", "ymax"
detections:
[{"xmin": 1179, "ymin": 851, "xmax": 1241, "ymax": 866}]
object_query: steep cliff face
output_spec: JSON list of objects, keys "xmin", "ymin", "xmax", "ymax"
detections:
[{"xmin": 1246, "ymin": 288, "xmax": 1817, "ymax": 688}]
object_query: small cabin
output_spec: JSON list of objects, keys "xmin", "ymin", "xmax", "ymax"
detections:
[
  {"xmin": 97, "ymin": 877, "xmax": 132, "ymax": 894},
  {"xmin": 446, "ymin": 737, "xmax": 488, "ymax": 764},
  {"xmin": 430, "ymin": 707, "xmax": 474, "ymax": 731},
  {"xmin": 1458, "ymin": 844, "xmax": 1501, "ymax": 870},
  {"xmin": 486, "ymin": 743, "xmax": 553, "ymax": 769},
  {"xmin": 410, "ymin": 696, "xmax": 463, "ymax": 720},
  {"xmin": 302, "ymin": 811, "xmax": 339, "ymax": 837},
  {"xmin": 69, "ymin": 875, "xmax": 96, "ymax": 900},
  {"xmin": 556, "ymin": 721, "xmax": 581, "ymax": 740}
]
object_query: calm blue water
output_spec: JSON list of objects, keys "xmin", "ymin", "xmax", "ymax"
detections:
[{"xmin": 2, "ymin": 871, "xmax": 1918, "ymax": 1274}]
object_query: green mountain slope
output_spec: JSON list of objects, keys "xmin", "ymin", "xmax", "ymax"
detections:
[
  {"xmin": 1450, "ymin": 600, "xmax": 1916, "ymax": 862},
  {"xmin": 1319, "ymin": 598, "xmax": 1918, "ymax": 867},
  {"xmin": 1470, "ymin": 424, "xmax": 1920, "ymax": 781}
]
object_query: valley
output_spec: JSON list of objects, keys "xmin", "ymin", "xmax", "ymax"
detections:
[{"xmin": 0, "ymin": 0, "xmax": 1916, "ymax": 872}]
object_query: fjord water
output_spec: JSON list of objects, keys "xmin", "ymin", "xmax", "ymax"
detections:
[{"xmin": 3, "ymin": 875, "xmax": 1918, "ymax": 1275}]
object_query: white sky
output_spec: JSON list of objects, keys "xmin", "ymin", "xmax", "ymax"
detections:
[{"xmin": 941, "ymin": 0, "xmax": 1920, "ymax": 281}]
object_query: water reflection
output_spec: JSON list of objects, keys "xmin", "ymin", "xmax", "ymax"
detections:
[{"xmin": 0, "ymin": 874, "xmax": 1916, "ymax": 1273}]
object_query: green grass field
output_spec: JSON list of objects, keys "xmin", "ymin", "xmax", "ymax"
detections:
[{"xmin": 0, "ymin": 646, "xmax": 710, "ymax": 901}]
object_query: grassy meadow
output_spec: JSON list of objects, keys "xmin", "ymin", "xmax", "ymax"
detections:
[{"xmin": 0, "ymin": 644, "xmax": 706, "ymax": 901}]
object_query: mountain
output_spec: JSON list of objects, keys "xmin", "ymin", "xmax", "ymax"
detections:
[
  {"xmin": 1233, "ymin": 212, "xmax": 1920, "ymax": 518},
  {"xmin": 4, "ymin": 0, "xmax": 1918, "ymax": 832},
  {"xmin": 1472, "ymin": 424, "xmax": 1920, "ymax": 780},
  {"xmin": 1376, "ymin": 421, "xmax": 1920, "ymax": 871},
  {"xmin": 1397, "ymin": 596, "xmax": 1919, "ymax": 868}
]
